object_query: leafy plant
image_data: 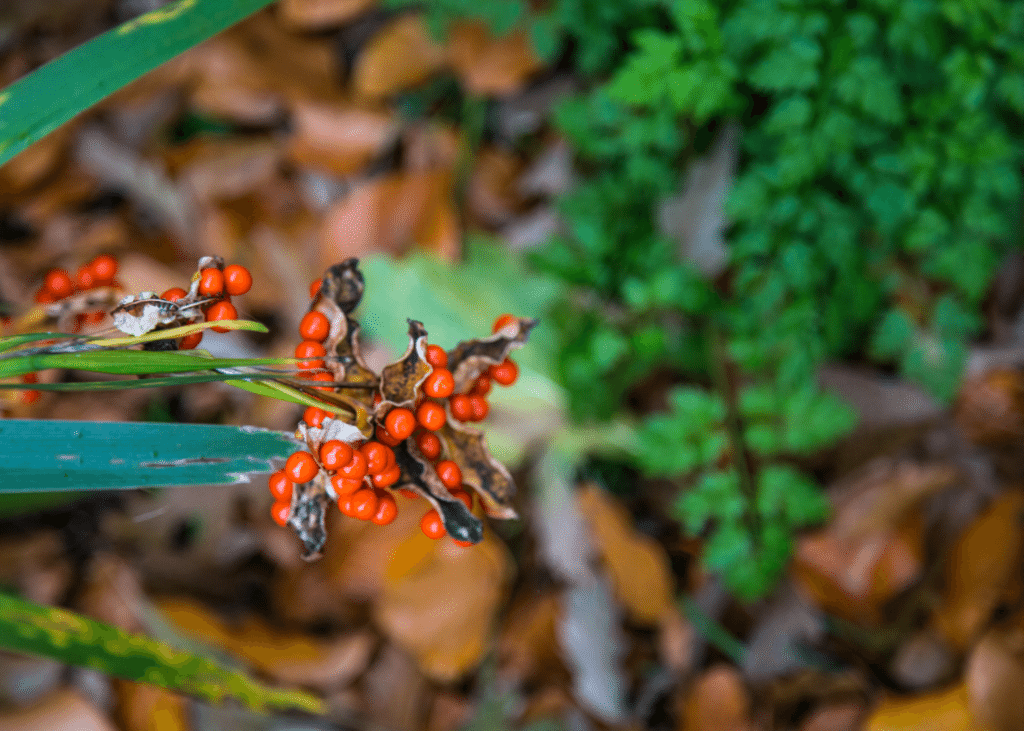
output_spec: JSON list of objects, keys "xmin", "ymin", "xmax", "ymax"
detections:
[{"xmin": 394, "ymin": 0, "xmax": 1024, "ymax": 598}]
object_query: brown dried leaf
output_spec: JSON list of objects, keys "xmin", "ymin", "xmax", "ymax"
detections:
[
  {"xmin": 966, "ymin": 622, "xmax": 1024, "ymax": 731},
  {"xmin": 678, "ymin": 665, "xmax": 754, "ymax": 731},
  {"xmin": 935, "ymin": 489, "xmax": 1024, "ymax": 649},
  {"xmin": 576, "ymin": 483, "xmax": 675, "ymax": 625},
  {"xmin": 447, "ymin": 20, "xmax": 543, "ymax": 96},
  {"xmin": 287, "ymin": 101, "xmax": 398, "ymax": 177},
  {"xmin": 437, "ymin": 417, "xmax": 518, "ymax": 520},
  {"xmin": 0, "ymin": 689, "xmax": 117, "ymax": 731},
  {"xmin": 114, "ymin": 682, "xmax": 189, "ymax": 731},
  {"xmin": 395, "ymin": 438, "xmax": 483, "ymax": 544},
  {"xmin": 352, "ymin": 15, "xmax": 447, "ymax": 100},
  {"xmin": 956, "ymin": 368, "xmax": 1024, "ymax": 445},
  {"xmin": 865, "ymin": 683, "xmax": 981, "ymax": 731}
]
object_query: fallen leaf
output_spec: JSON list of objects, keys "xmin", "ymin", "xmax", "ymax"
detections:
[
  {"xmin": 467, "ymin": 147, "xmax": 526, "ymax": 227},
  {"xmin": 352, "ymin": 14, "xmax": 447, "ymax": 100},
  {"xmin": 279, "ymin": 0, "xmax": 377, "ymax": 29},
  {"xmin": 0, "ymin": 688, "xmax": 117, "ymax": 731},
  {"xmin": 114, "ymin": 682, "xmax": 189, "ymax": 731},
  {"xmin": 799, "ymin": 702, "xmax": 866, "ymax": 731},
  {"xmin": 865, "ymin": 684, "xmax": 984, "ymax": 731},
  {"xmin": 575, "ymin": 483, "xmax": 675, "ymax": 625},
  {"xmin": 679, "ymin": 665, "xmax": 753, "ymax": 731},
  {"xmin": 956, "ymin": 368, "xmax": 1024, "ymax": 445},
  {"xmin": 287, "ymin": 101, "xmax": 398, "ymax": 177},
  {"xmin": 446, "ymin": 20, "xmax": 542, "ymax": 96},
  {"xmin": 934, "ymin": 489, "xmax": 1024, "ymax": 649},
  {"xmin": 498, "ymin": 591, "xmax": 565, "ymax": 685},
  {"xmin": 966, "ymin": 623, "xmax": 1024, "ymax": 731}
]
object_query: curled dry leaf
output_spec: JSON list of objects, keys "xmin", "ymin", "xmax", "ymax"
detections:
[
  {"xmin": 377, "ymin": 320, "xmax": 432, "ymax": 410},
  {"xmin": 966, "ymin": 622, "xmax": 1024, "ymax": 731},
  {"xmin": 679, "ymin": 664, "xmax": 754, "ymax": 731},
  {"xmin": 446, "ymin": 316, "xmax": 537, "ymax": 393},
  {"xmin": 934, "ymin": 489, "xmax": 1024, "ymax": 650},
  {"xmin": 446, "ymin": 20, "xmax": 543, "ymax": 96},
  {"xmin": 435, "ymin": 417, "xmax": 517, "ymax": 520},
  {"xmin": 352, "ymin": 14, "xmax": 447, "ymax": 100}
]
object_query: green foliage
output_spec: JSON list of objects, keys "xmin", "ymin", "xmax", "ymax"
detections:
[
  {"xmin": 378, "ymin": 0, "xmax": 1024, "ymax": 599},
  {"xmin": 0, "ymin": 592, "xmax": 322, "ymax": 714},
  {"xmin": 0, "ymin": 0, "xmax": 276, "ymax": 167}
]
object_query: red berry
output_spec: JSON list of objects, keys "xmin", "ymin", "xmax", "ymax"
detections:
[
  {"xmin": 338, "ymin": 494, "xmax": 355, "ymax": 516},
  {"xmin": 372, "ymin": 491, "xmax": 398, "ymax": 525},
  {"xmin": 76, "ymin": 265, "xmax": 95, "ymax": 291},
  {"xmin": 337, "ymin": 450, "xmax": 368, "ymax": 481},
  {"xmin": 490, "ymin": 358, "xmax": 519, "ymax": 386},
  {"xmin": 320, "ymin": 440, "xmax": 354, "ymax": 471},
  {"xmin": 303, "ymin": 406, "xmax": 329, "ymax": 427},
  {"xmin": 361, "ymin": 441, "xmax": 392, "ymax": 476},
  {"xmin": 449, "ymin": 488, "xmax": 473, "ymax": 510},
  {"xmin": 423, "ymin": 368, "xmax": 454, "ymax": 398},
  {"xmin": 82, "ymin": 311, "xmax": 106, "ymax": 326},
  {"xmin": 421, "ymin": 509, "xmax": 446, "ymax": 539},
  {"xmin": 468, "ymin": 395, "xmax": 489, "ymax": 421},
  {"xmin": 375, "ymin": 424, "xmax": 403, "ymax": 447},
  {"xmin": 471, "ymin": 376, "xmax": 491, "ymax": 396},
  {"xmin": 162, "ymin": 287, "xmax": 187, "ymax": 302},
  {"xmin": 384, "ymin": 407, "xmax": 416, "ymax": 441},
  {"xmin": 223, "ymin": 264, "xmax": 252, "ymax": 296},
  {"xmin": 350, "ymin": 489, "xmax": 379, "ymax": 520},
  {"xmin": 205, "ymin": 300, "xmax": 237, "ymax": 333},
  {"xmin": 492, "ymin": 313, "xmax": 516, "ymax": 333},
  {"xmin": 299, "ymin": 311, "xmax": 330, "ymax": 341},
  {"xmin": 309, "ymin": 371, "xmax": 334, "ymax": 390},
  {"xmin": 269, "ymin": 470, "xmax": 293, "ymax": 501},
  {"xmin": 371, "ymin": 464, "xmax": 401, "ymax": 488},
  {"xmin": 34, "ymin": 288, "xmax": 55, "ymax": 304},
  {"xmin": 425, "ymin": 344, "xmax": 448, "ymax": 368},
  {"xmin": 285, "ymin": 451, "xmax": 318, "ymax": 483},
  {"xmin": 436, "ymin": 460, "xmax": 462, "ymax": 489},
  {"xmin": 449, "ymin": 394, "xmax": 473, "ymax": 421},
  {"xmin": 22, "ymin": 390, "xmax": 41, "ymax": 404},
  {"xmin": 295, "ymin": 340, "xmax": 326, "ymax": 369},
  {"xmin": 89, "ymin": 254, "xmax": 118, "ymax": 284},
  {"xmin": 331, "ymin": 474, "xmax": 364, "ymax": 496},
  {"xmin": 198, "ymin": 268, "xmax": 225, "ymax": 296},
  {"xmin": 271, "ymin": 501, "xmax": 291, "ymax": 526},
  {"xmin": 21, "ymin": 373, "xmax": 38, "ymax": 384},
  {"xmin": 416, "ymin": 431, "xmax": 442, "ymax": 460},
  {"xmin": 309, "ymin": 278, "xmax": 322, "ymax": 299},
  {"xmin": 179, "ymin": 332, "xmax": 203, "ymax": 350},
  {"xmin": 454, "ymin": 540, "xmax": 475, "ymax": 548},
  {"xmin": 416, "ymin": 401, "xmax": 446, "ymax": 431},
  {"xmin": 44, "ymin": 269, "xmax": 74, "ymax": 299}
]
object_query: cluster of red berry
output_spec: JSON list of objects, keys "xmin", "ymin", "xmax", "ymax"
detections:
[
  {"xmin": 155, "ymin": 262, "xmax": 252, "ymax": 349},
  {"xmin": 268, "ymin": 298, "xmax": 521, "ymax": 545},
  {"xmin": 34, "ymin": 253, "xmax": 120, "ymax": 305}
]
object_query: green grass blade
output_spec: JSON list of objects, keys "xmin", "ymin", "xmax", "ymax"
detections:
[
  {"xmin": 0, "ymin": 0, "xmax": 276, "ymax": 167},
  {"xmin": 0, "ymin": 372, "xmax": 287, "ymax": 392},
  {"xmin": 0, "ymin": 333, "xmax": 69, "ymax": 353},
  {"xmin": 0, "ymin": 593, "xmax": 323, "ymax": 714},
  {"xmin": 0, "ymin": 420, "xmax": 299, "ymax": 491},
  {"xmin": 0, "ymin": 349, "xmax": 293, "ymax": 379}
]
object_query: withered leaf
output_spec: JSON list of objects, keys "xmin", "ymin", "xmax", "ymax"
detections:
[
  {"xmin": 378, "ymin": 320, "xmax": 432, "ymax": 410},
  {"xmin": 437, "ymin": 417, "xmax": 518, "ymax": 520},
  {"xmin": 447, "ymin": 317, "xmax": 537, "ymax": 392},
  {"xmin": 395, "ymin": 439, "xmax": 483, "ymax": 544}
]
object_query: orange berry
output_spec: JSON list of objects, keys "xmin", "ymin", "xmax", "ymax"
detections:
[
  {"xmin": 375, "ymin": 424, "xmax": 402, "ymax": 447},
  {"xmin": 421, "ymin": 509, "xmax": 446, "ymax": 539},
  {"xmin": 269, "ymin": 470, "xmax": 293, "ymax": 501},
  {"xmin": 285, "ymin": 451, "xmax": 318, "ymax": 483},
  {"xmin": 416, "ymin": 400, "xmax": 446, "ymax": 431},
  {"xmin": 425, "ymin": 344, "xmax": 448, "ymax": 368},
  {"xmin": 308, "ymin": 371, "xmax": 334, "ymax": 390},
  {"xmin": 416, "ymin": 431, "xmax": 442, "ymax": 460},
  {"xmin": 490, "ymin": 358, "xmax": 519, "ymax": 386},
  {"xmin": 22, "ymin": 390, "xmax": 41, "ymax": 404},
  {"xmin": 453, "ymin": 539, "xmax": 475, "ymax": 548},
  {"xmin": 309, "ymin": 278, "xmax": 321, "ymax": 299},
  {"xmin": 422, "ymin": 368, "xmax": 454, "ymax": 398},
  {"xmin": 44, "ymin": 269, "xmax": 74, "ymax": 299},
  {"xmin": 371, "ymin": 464, "xmax": 401, "ymax": 488},
  {"xmin": 303, "ymin": 406, "xmax": 329, "ymax": 427},
  {"xmin": 338, "ymin": 493, "xmax": 355, "ymax": 516},
  {"xmin": 320, "ymin": 440, "xmax": 353, "ymax": 471},
  {"xmin": 179, "ymin": 332, "xmax": 203, "ymax": 350},
  {"xmin": 435, "ymin": 460, "xmax": 462, "ymax": 489},
  {"xmin": 449, "ymin": 489, "xmax": 473, "ymax": 510},
  {"xmin": 270, "ymin": 501, "xmax": 291, "ymax": 526},
  {"xmin": 295, "ymin": 340, "xmax": 326, "ymax": 369},
  {"xmin": 492, "ymin": 313, "xmax": 516, "ymax": 333},
  {"xmin": 468, "ymin": 395, "xmax": 489, "ymax": 421},
  {"xmin": 384, "ymin": 407, "xmax": 416, "ymax": 441},
  {"xmin": 89, "ymin": 254, "xmax": 118, "ymax": 284},
  {"xmin": 76, "ymin": 265, "xmax": 95, "ymax": 291},
  {"xmin": 205, "ymin": 300, "xmax": 237, "ymax": 333},
  {"xmin": 331, "ymin": 474, "xmax": 364, "ymax": 496},
  {"xmin": 350, "ymin": 489, "xmax": 379, "ymax": 520},
  {"xmin": 299, "ymin": 311, "xmax": 330, "ymax": 341},
  {"xmin": 34, "ymin": 288, "xmax": 55, "ymax": 304},
  {"xmin": 471, "ymin": 376, "xmax": 491, "ymax": 396},
  {"xmin": 162, "ymin": 287, "xmax": 187, "ymax": 302},
  {"xmin": 337, "ymin": 450, "xmax": 367, "ymax": 481},
  {"xmin": 198, "ymin": 268, "xmax": 224, "ymax": 296},
  {"xmin": 361, "ymin": 441, "xmax": 392, "ymax": 475},
  {"xmin": 223, "ymin": 264, "xmax": 252, "ymax": 296},
  {"xmin": 21, "ymin": 373, "xmax": 38, "ymax": 384},
  {"xmin": 449, "ymin": 394, "xmax": 473, "ymax": 421},
  {"xmin": 372, "ymin": 491, "xmax": 398, "ymax": 525}
]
